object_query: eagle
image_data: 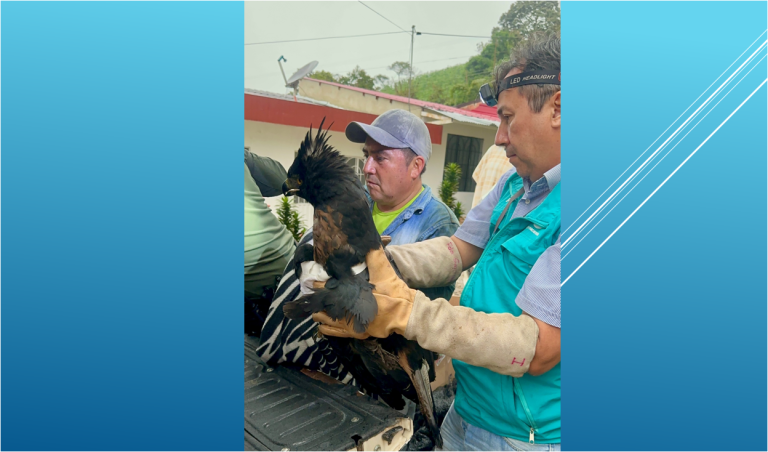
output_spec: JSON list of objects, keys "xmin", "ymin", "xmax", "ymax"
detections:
[{"xmin": 281, "ymin": 119, "xmax": 442, "ymax": 448}]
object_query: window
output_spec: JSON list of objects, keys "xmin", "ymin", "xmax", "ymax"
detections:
[
  {"xmin": 444, "ymin": 134, "xmax": 484, "ymax": 192},
  {"xmin": 346, "ymin": 156, "xmax": 366, "ymax": 185}
]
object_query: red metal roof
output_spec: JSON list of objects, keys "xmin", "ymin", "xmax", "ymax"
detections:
[
  {"xmin": 462, "ymin": 103, "xmax": 498, "ymax": 118},
  {"xmin": 244, "ymin": 91, "xmax": 443, "ymax": 145},
  {"xmin": 303, "ymin": 78, "xmax": 499, "ymax": 122}
]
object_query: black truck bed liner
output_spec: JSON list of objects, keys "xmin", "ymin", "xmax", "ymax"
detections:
[{"xmin": 245, "ymin": 336, "xmax": 413, "ymax": 451}]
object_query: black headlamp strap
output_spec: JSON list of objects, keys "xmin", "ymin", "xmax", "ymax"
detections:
[{"xmin": 496, "ymin": 70, "xmax": 561, "ymax": 96}]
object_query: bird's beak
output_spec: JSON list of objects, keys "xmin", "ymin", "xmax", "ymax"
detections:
[{"xmin": 282, "ymin": 179, "xmax": 300, "ymax": 196}]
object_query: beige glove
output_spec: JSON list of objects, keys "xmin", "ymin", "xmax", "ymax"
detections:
[
  {"xmin": 312, "ymin": 248, "xmax": 540, "ymax": 377},
  {"xmin": 312, "ymin": 246, "xmax": 416, "ymax": 339},
  {"xmin": 405, "ymin": 293, "xmax": 539, "ymax": 377},
  {"xmin": 386, "ymin": 236, "xmax": 463, "ymax": 289}
]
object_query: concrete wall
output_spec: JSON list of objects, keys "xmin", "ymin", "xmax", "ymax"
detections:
[{"xmin": 299, "ymin": 80, "xmax": 411, "ymax": 117}]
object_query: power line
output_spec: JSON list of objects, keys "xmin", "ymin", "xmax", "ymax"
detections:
[
  {"xmin": 418, "ymin": 32, "xmax": 492, "ymax": 39},
  {"xmin": 245, "ymin": 31, "xmax": 407, "ymax": 46},
  {"xmin": 357, "ymin": 1, "xmax": 407, "ymax": 32}
]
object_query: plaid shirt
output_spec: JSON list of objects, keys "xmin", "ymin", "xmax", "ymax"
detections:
[{"xmin": 471, "ymin": 145, "xmax": 514, "ymax": 208}]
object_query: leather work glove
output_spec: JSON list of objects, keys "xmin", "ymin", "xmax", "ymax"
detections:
[
  {"xmin": 312, "ymin": 246, "xmax": 417, "ymax": 339},
  {"xmin": 386, "ymin": 236, "xmax": 463, "ymax": 289}
]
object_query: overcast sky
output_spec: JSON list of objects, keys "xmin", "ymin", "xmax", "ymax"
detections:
[{"xmin": 245, "ymin": 1, "xmax": 513, "ymax": 94}]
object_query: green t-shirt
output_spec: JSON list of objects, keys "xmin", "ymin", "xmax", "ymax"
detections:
[{"xmin": 372, "ymin": 187, "xmax": 424, "ymax": 235}]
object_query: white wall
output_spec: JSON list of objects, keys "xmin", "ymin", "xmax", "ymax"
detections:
[
  {"xmin": 245, "ymin": 120, "xmax": 365, "ymax": 174},
  {"xmin": 246, "ymin": 118, "xmax": 498, "ymax": 227}
]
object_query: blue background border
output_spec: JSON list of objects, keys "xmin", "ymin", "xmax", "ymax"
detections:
[
  {"xmin": 2, "ymin": 2, "xmax": 243, "ymax": 450},
  {"xmin": 2, "ymin": 1, "xmax": 766, "ymax": 451},
  {"xmin": 562, "ymin": 2, "xmax": 767, "ymax": 450}
]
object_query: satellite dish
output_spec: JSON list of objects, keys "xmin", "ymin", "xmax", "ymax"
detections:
[{"xmin": 286, "ymin": 60, "xmax": 319, "ymax": 88}]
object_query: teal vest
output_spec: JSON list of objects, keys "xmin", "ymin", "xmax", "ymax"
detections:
[{"xmin": 453, "ymin": 172, "xmax": 561, "ymax": 444}]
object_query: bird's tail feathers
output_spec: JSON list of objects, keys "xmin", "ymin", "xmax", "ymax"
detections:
[{"xmin": 405, "ymin": 357, "xmax": 442, "ymax": 448}]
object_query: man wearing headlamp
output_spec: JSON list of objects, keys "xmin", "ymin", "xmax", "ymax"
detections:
[{"xmin": 315, "ymin": 34, "xmax": 562, "ymax": 451}]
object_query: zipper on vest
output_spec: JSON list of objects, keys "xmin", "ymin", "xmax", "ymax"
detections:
[{"xmin": 513, "ymin": 378, "xmax": 539, "ymax": 444}]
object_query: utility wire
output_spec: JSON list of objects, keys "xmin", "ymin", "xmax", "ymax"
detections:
[
  {"xmin": 418, "ymin": 32, "xmax": 492, "ymax": 39},
  {"xmin": 245, "ymin": 31, "xmax": 407, "ymax": 46},
  {"xmin": 357, "ymin": 1, "xmax": 408, "ymax": 32}
]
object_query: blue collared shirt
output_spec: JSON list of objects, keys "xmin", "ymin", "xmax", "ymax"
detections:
[
  {"xmin": 366, "ymin": 184, "xmax": 460, "ymax": 301},
  {"xmin": 455, "ymin": 164, "xmax": 561, "ymax": 328},
  {"xmin": 366, "ymin": 183, "xmax": 459, "ymax": 245}
]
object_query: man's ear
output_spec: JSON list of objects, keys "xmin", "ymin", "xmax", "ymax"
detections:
[
  {"xmin": 551, "ymin": 91, "xmax": 561, "ymax": 129},
  {"xmin": 411, "ymin": 156, "xmax": 425, "ymax": 179}
]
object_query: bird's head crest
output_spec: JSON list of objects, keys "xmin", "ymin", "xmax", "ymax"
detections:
[{"xmin": 283, "ymin": 118, "xmax": 362, "ymax": 205}]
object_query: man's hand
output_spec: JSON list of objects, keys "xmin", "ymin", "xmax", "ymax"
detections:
[{"xmin": 312, "ymin": 246, "xmax": 417, "ymax": 339}]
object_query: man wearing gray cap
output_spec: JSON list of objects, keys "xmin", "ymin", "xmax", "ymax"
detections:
[{"xmin": 346, "ymin": 110, "xmax": 459, "ymax": 302}]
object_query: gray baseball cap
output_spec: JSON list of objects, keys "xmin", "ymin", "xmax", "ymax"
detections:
[{"xmin": 345, "ymin": 109, "xmax": 432, "ymax": 161}]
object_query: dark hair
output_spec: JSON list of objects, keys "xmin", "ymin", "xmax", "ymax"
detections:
[
  {"xmin": 401, "ymin": 148, "xmax": 427, "ymax": 176},
  {"xmin": 493, "ymin": 33, "xmax": 560, "ymax": 113}
]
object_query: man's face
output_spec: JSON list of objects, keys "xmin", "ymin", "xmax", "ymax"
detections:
[
  {"xmin": 495, "ymin": 68, "xmax": 561, "ymax": 182},
  {"xmin": 362, "ymin": 137, "xmax": 416, "ymax": 205}
]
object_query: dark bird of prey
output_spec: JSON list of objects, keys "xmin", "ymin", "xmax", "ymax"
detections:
[{"xmin": 281, "ymin": 119, "xmax": 442, "ymax": 448}]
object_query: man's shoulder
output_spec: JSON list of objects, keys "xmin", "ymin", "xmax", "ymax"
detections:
[
  {"xmin": 419, "ymin": 187, "xmax": 459, "ymax": 224},
  {"xmin": 498, "ymin": 168, "xmax": 518, "ymax": 187}
]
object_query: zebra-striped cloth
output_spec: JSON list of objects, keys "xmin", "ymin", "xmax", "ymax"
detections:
[
  {"xmin": 255, "ymin": 230, "xmax": 357, "ymax": 384},
  {"xmin": 255, "ymin": 228, "xmax": 457, "ymax": 385}
]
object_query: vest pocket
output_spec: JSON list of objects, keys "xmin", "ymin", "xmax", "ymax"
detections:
[{"xmin": 501, "ymin": 227, "xmax": 542, "ymax": 275}]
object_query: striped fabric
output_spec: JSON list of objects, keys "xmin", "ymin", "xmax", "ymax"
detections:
[
  {"xmin": 255, "ymin": 230, "xmax": 356, "ymax": 385},
  {"xmin": 516, "ymin": 240, "xmax": 561, "ymax": 328},
  {"xmin": 471, "ymin": 145, "xmax": 514, "ymax": 208}
]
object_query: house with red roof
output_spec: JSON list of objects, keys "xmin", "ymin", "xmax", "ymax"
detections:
[{"xmin": 245, "ymin": 80, "xmax": 501, "ymax": 227}]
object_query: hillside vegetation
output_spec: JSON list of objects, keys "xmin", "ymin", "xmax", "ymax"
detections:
[{"xmin": 311, "ymin": 2, "xmax": 560, "ymax": 107}]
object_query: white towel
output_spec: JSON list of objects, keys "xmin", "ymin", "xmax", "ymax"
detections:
[{"xmin": 298, "ymin": 260, "xmax": 368, "ymax": 296}]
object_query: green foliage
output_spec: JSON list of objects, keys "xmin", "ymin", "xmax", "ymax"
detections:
[
  {"xmin": 498, "ymin": 1, "xmax": 560, "ymax": 36},
  {"xmin": 276, "ymin": 196, "xmax": 306, "ymax": 242},
  {"xmin": 310, "ymin": 2, "xmax": 560, "ymax": 106},
  {"xmin": 439, "ymin": 163, "xmax": 465, "ymax": 220},
  {"xmin": 337, "ymin": 66, "xmax": 376, "ymax": 90},
  {"xmin": 379, "ymin": 1, "xmax": 559, "ymax": 106},
  {"xmin": 310, "ymin": 66, "xmax": 380, "ymax": 90},
  {"xmin": 385, "ymin": 61, "xmax": 417, "ymax": 97},
  {"xmin": 310, "ymin": 70, "xmax": 337, "ymax": 82},
  {"xmin": 374, "ymin": 74, "xmax": 390, "ymax": 90}
]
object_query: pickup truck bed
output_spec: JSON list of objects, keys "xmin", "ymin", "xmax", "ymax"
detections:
[{"xmin": 245, "ymin": 336, "xmax": 414, "ymax": 451}]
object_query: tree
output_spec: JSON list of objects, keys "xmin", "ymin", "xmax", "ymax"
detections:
[
  {"xmin": 390, "ymin": 1, "xmax": 559, "ymax": 106},
  {"xmin": 498, "ymin": 1, "xmax": 561, "ymax": 37},
  {"xmin": 448, "ymin": 78, "xmax": 485, "ymax": 106},
  {"xmin": 309, "ymin": 67, "xmax": 385, "ymax": 90},
  {"xmin": 337, "ymin": 66, "xmax": 377, "ymax": 89},
  {"xmin": 374, "ymin": 74, "xmax": 390, "ymax": 90},
  {"xmin": 387, "ymin": 61, "xmax": 418, "ymax": 97},
  {"xmin": 276, "ymin": 196, "xmax": 306, "ymax": 242},
  {"xmin": 439, "ymin": 163, "xmax": 465, "ymax": 220},
  {"xmin": 309, "ymin": 70, "xmax": 337, "ymax": 83}
]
